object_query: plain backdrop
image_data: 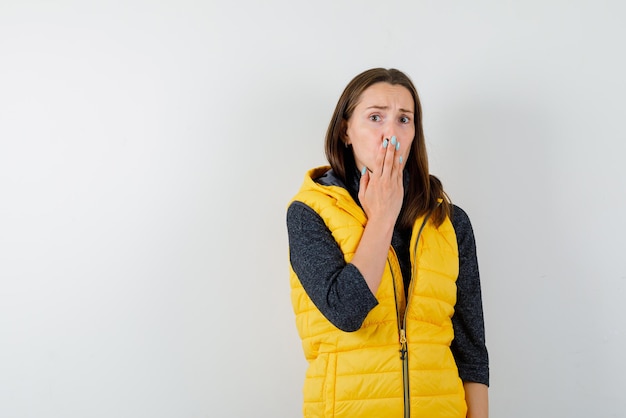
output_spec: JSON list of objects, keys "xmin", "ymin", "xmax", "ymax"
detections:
[{"xmin": 1, "ymin": 1, "xmax": 625, "ymax": 417}]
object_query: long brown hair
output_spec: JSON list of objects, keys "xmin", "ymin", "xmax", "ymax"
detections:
[{"xmin": 324, "ymin": 68, "xmax": 450, "ymax": 228}]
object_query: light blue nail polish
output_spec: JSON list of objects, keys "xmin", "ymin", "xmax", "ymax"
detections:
[
  {"xmin": 396, "ymin": 141, "xmax": 400, "ymax": 151},
  {"xmin": 361, "ymin": 166, "xmax": 367, "ymax": 175},
  {"xmin": 399, "ymin": 156, "xmax": 403, "ymax": 164},
  {"xmin": 390, "ymin": 136, "xmax": 397, "ymax": 146},
  {"xmin": 382, "ymin": 139, "xmax": 389, "ymax": 148}
]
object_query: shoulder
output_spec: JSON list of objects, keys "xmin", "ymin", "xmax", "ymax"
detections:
[
  {"xmin": 450, "ymin": 204, "xmax": 477, "ymax": 250},
  {"xmin": 450, "ymin": 204, "xmax": 472, "ymax": 231}
]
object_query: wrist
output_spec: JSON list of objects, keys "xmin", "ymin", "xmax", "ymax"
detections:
[{"xmin": 363, "ymin": 216, "xmax": 395, "ymax": 238}]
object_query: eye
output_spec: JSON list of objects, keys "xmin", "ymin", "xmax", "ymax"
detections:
[
  {"xmin": 369, "ymin": 114, "xmax": 381, "ymax": 122},
  {"xmin": 400, "ymin": 116, "xmax": 411, "ymax": 124}
]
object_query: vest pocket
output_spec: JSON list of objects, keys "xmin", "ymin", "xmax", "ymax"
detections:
[
  {"xmin": 323, "ymin": 352, "xmax": 337, "ymax": 417},
  {"xmin": 303, "ymin": 351, "xmax": 337, "ymax": 417}
]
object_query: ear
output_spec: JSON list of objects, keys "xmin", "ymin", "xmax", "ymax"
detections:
[{"xmin": 341, "ymin": 119, "xmax": 349, "ymax": 144}]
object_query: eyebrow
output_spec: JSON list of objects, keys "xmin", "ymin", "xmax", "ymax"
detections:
[{"xmin": 365, "ymin": 105, "xmax": 414, "ymax": 114}]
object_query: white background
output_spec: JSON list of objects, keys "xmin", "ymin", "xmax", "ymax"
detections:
[{"xmin": 1, "ymin": 1, "xmax": 625, "ymax": 417}]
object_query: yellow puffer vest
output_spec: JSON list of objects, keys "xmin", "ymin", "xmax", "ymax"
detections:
[{"xmin": 289, "ymin": 167, "xmax": 466, "ymax": 418}]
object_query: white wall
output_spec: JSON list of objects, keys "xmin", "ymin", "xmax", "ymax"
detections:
[{"xmin": 1, "ymin": 1, "xmax": 625, "ymax": 417}]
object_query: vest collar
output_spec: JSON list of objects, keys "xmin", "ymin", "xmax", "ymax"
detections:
[{"xmin": 303, "ymin": 166, "xmax": 367, "ymax": 224}]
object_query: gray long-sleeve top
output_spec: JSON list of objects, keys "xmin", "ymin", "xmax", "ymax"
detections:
[{"xmin": 287, "ymin": 169, "xmax": 489, "ymax": 386}]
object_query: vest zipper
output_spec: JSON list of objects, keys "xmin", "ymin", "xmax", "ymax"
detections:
[
  {"xmin": 397, "ymin": 208, "xmax": 437, "ymax": 418},
  {"xmin": 389, "ymin": 255, "xmax": 410, "ymax": 418},
  {"xmin": 400, "ymin": 328, "xmax": 410, "ymax": 418}
]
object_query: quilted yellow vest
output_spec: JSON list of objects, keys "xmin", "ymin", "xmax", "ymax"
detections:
[{"xmin": 289, "ymin": 167, "xmax": 467, "ymax": 418}]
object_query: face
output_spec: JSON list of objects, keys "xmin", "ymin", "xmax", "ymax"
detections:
[{"xmin": 344, "ymin": 82, "xmax": 415, "ymax": 172}]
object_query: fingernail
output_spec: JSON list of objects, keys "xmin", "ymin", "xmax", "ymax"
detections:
[
  {"xmin": 396, "ymin": 141, "xmax": 400, "ymax": 151},
  {"xmin": 361, "ymin": 166, "xmax": 367, "ymax": 175},
  {"xmin": 390, "ymin": 136, "xmax": 397, "ymax": 146},
  {"xmin": 399, "ymin": 156, "xmax": 403, "ymax": 164},
  {"xmin": 382, "ymin": 139, "xmax": 389, "ymax": 148}
]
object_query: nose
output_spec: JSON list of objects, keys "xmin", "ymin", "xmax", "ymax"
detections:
[
  {"xmin": 383, "ymin": 121, "xmax": 398, "ymax": 141},
  {"xmin": 383, "ymin": 126, "xmax": 398, "ymax": 143}
]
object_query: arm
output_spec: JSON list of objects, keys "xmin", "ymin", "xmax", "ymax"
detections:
[
  {"xmin": 287, "ymin": 138, "xmax": 404, "ymax": 330},
  {"xmin": 449, "ymin": 206, "xmax": 490, "ymax": 415},
  {"xmin": 287, "ymin": 202, "xmax": 378, "ymax": 332},
  {"xmin": 350, "ymin": 136, "xmax": 404, "ymax": 295},
  {"xmin": 349, "ymin": 211, "xmax": 395, "ymax": 295},
  {"xmin": 464, "ymin": 382, "xmax": 488, "ymax": 418}
]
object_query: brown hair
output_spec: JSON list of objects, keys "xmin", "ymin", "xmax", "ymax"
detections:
[{"xmin": 324, "ymin": 68, "xmax": 450, "ymax": 228}]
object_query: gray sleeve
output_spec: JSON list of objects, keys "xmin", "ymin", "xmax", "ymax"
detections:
[
  {"xmin": 450, "ymin": 205, "xmax": 490, "ymax": 386},
  {"xmin": 287, "ymin": 201, "xmax": 379, "ymax": 332}
]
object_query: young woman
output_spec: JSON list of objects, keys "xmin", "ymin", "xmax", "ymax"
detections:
[{"xmin": 287, "ymin": 68, "xmax": 489, "ymax": 418}]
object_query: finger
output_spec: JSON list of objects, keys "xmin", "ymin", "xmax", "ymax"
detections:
[
  {"xmin": 395, "ymin": 153, "xmax": 404, "ymax": 187},
  {"xmin": 393, "ymin": 139, "xmax": 404, "ymax": 179},
  {"xmin": 388, "ymin": 137, "xmax": 404, "ymax": 190},
  {"xmin": 382, "ymin": 135, "xmax": 398, "ymax": 177},
  {"xmin": 373, "ymin": 137, "xmax": 389, "ymax": 176},
  {"xmin": 358, "ymin": 166, "xmax": 369, "ymax": 202}
]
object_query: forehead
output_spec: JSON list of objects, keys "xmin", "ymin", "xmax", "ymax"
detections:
[{"xmin": 356, "ymin": 82, "xmax": 414, "ymax": 111}]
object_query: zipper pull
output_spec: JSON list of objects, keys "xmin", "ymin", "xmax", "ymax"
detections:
[{"xmin": 399, "ymin": 329, "xmax": 407, "ymax": 360}]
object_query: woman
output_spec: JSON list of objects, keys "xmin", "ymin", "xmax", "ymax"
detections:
[{"xmin": 287, "ymin": 68, "xmax": 489, "ymax": 418}]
